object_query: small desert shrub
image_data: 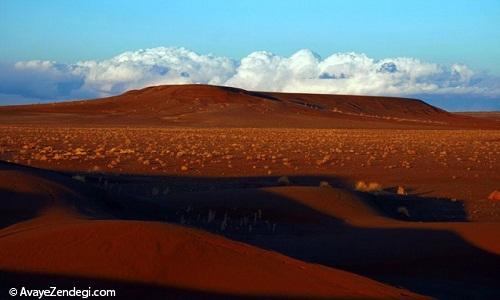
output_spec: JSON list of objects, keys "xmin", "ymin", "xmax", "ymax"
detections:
[
  {"xmin": 397, "ymin": 186, "xmax": 407, "ymax": 195},
  {"xmin": 355, "ymin": 181, "xmax": 367, "ymax": 191},
  {"xmin": 319, "ymin": 181, "xmax": 331, "ymax": 188},
  {"xmin": 72, "ymin": 174, "xmax": 86, "ymax": 183},
  {"xmin": 207, "ymin": 209, "xmax": 216, "ymax": 223},
  {"xmin": 367, "ymin": 182, "xmax": 382, "ymax": 192},
  {"xmin": 397, "ymin": 206, "xmax": 410, "ymax": 217},
  {"xmin": 355, "ymin": 181, "xmax": 382, "ymax": 192},
  {"xmin": 277, "ymin": 176, "xmax": 290, "ymax": 185},
  {"xmin": 488, "ymin": 190, "xmax": 500, "ymax": 201}
]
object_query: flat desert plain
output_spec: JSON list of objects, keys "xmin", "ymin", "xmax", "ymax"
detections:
[{"xmin": 0, "ymin": 85, "xmax": 499, "ymax": 299}]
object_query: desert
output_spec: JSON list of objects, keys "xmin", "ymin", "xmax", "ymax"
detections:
[{"xmin": 0, "ymin": 84, "xmax": 499, "ymax": 299}]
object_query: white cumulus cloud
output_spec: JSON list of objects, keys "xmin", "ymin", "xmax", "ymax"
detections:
[{"xmin": 0, "ymin": 46, "xmax": 499, "ymax": 110}]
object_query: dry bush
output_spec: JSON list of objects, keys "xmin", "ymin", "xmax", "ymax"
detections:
[
  {"xmin": 488, "ymin": 190, "xmax": 500, "ymax": 201},
  {"xmin": 277, "ymin": 176, "xmax": 290, "ymax": 185},
  {"xmin": 319, "ymin": 181, "xmax": 331, "ymax": 188},
  {"xmin": 397, "ymin": 186, "xmax": 407, "ymax": 195},
  {"xmin": 397, "ymin": 206, "xmax": 410, "ymax": 217},
  {"xmin": 72, "ymin": 174, "xmax": 86, "ymax": 183},
  {"xmin": 355, "ymin": 181, "xmax": 382, "ymax": 192}
]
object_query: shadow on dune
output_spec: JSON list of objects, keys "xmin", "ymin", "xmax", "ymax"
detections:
[
  {"xmin": 0, "ymin": 188, "xmax": 49, "ymax": 229},
  {"xmin": 366, "ymin": 190, "xmax": 468, "ymax": 222},
  {"xmin": 0, "ymin": 271, "xmax": 369, "ymax": 300},
  {"xmin": 153, "ymin": 187, "xmax": 499, "ymax": 299},
  {"xmin": 1, "ymin": 160, "xmax": 499, "ymax": 299},
  {"xmin": 0, "ymin": 161, "xmax": 114, "ymax": 230},
  {"xmin": 69, "ymin": 168, "xmax": 469, "ymax": 222}
]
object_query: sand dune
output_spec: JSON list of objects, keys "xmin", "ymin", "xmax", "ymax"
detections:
[
  {"xmin": 1, "ymin": 160, "xmax": 499, "ymax": 299},
  {"xmin": 164, "ymin": 186, "xmax": 500, "ymax": 299},
  {"xmin": 0, "ymin": 162, "xmax": 426, "ymax": 299}
]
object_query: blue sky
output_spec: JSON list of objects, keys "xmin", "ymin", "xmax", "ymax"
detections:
[
  {"xmin": 1, "ymin": 0, "xmax": 499, "ymax": 71},
  {"xmin": 0, "ymin": 0, "xmax": 499, "ymax": 110}
]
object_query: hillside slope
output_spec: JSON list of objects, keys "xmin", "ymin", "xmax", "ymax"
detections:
[{"xmin": 1, "ymin": 84, "xmax": 497, "ymax": 128}]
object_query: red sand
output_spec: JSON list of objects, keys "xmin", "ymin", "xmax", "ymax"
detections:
[
  {"xmin": 0, "ymin": 84, "xmax": 499, "ymax": 299},
  {"xmin": 0, "ymin": 163, "xmax": 425, "ymax": 299}
]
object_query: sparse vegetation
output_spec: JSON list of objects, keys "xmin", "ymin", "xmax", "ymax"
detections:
[{"xmin": 0, "ymin": 127, "xmax": 498, "ymax": 204}]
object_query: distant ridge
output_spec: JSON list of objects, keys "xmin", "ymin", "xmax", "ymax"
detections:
[{"xmin": 0, "ymin": 84, "xmax": 497, "ymax": 128}]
